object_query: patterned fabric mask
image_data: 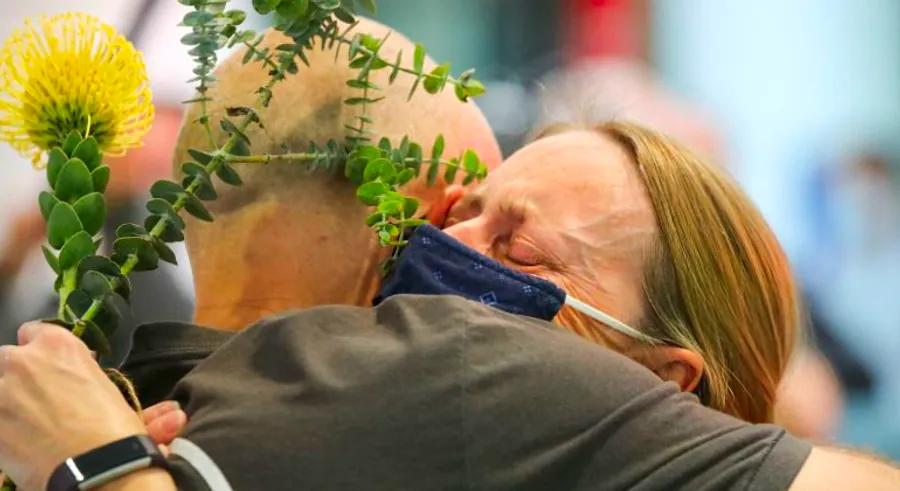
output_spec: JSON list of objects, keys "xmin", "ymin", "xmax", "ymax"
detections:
[{"xmin": 375, "ymin": 224, "xmax": 660, "ymax": 344}]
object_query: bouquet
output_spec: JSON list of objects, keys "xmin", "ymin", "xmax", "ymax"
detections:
[{"xmin": 0, "ymin": 1, "xmax": 488, "ymax": 488}]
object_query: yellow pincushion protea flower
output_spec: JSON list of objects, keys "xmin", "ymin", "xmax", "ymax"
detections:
[{"xmin": 0, "ymin": 13, "xmax": 153, "ymax": 164}]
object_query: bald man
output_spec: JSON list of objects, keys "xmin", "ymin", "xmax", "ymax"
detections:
[
  {"xmin": 2, "ymin": 19, "xmax": 899, "ymax": 491},
  {"xmin": 123, "ymin": 18, "xmax": 501, "ymax": 405}
]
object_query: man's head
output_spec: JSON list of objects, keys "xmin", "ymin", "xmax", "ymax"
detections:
[
  {"xmin": 174, "ymin": 19, "xmax": 501, "ymax": 330},
  {"xmin": 439, "ymin": 122, "xmax": 799, "ymax": 423}
]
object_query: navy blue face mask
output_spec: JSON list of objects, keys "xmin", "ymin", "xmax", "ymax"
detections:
[{"xmin": 375, "ymin": 224, "xmax": 661, "ymax": 344}]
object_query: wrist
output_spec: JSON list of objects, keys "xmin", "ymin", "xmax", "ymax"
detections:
[
  {"xmin": 95, "ymin": 468, "xmax": 175, "ymax": 491},
  {"xmin": 46, "ymin": 435, "xmax": 168, "ymax": 491}
]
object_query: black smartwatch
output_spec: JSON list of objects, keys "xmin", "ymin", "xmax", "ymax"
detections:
[{"xmin": 46, "ymin": 435, "xmax": 168, "ymax": 491}]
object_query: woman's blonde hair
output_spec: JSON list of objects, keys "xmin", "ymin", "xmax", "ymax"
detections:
[{"xmin": 538, "ymin": 121, "xmax": 801, "ymax": 423}]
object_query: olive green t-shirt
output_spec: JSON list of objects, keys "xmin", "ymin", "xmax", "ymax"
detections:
[{"xmin": 149, "ymin": 294, "xmax": 810, "ymax": 490}]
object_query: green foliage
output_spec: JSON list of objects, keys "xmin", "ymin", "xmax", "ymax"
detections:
[
  {"xmin": 345, "ymin": 133, "xmax": 486, "ymax": 260},
  {"xmin": 32, "ymin": 0, "xmax": 491, "ymax": 363},
  {"xmin": 72, "ymin": 193, "xmax": 106, "ymax": 236},
  {"xmin": 47, "ymin": 202, "xmax": 82, "ymax": 249},
  {"xmin": 54, "ymin": 158, "xmax": 93, "ymax": 202}
]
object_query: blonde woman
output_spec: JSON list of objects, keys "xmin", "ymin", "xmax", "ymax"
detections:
[{"xmin": 424, "ymin": 121, "xmax": 799, "ymax": 424}]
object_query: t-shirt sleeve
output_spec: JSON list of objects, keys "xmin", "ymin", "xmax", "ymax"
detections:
[{"xmin": 461, "ymin": 304, "xmax": 813, "ymax": 491}]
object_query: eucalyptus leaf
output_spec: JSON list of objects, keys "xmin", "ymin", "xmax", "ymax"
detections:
[
  {"xmin": 38, "ymin": 191, "xmax": 60, "ymax": 221},
  {"xmin": 345, "ymin": 157, "xmax": 366, "ymax": 184},
  {"xmin": 444, "ymin": 159, "xmax": 459, "ymax": 184},
  {"xmin": 47, "ymin": 147, "xmax": 68, "ymax": 188},
  {"xmin": 182, "ymin": 11, "xmax": 215, "ymax": 26},
  {"xmin": 426, "ymin": 161, "xmax": 440, "ymax": 187},
  {"xmin": 403, "ymin": 197, "xmax": 419, "ymax": 217},
  {"xmin": 66, "ymin": 289, "xmax": 93, "ymax": 318},
  {"xmin": 216, "ymin": 163, "xmax": 243, "ymax": 186},
  {"xmin": 115, "ymin": 223, "xmax": 147, "ymax": 238},
  {"xmin": 188, "ymin": 148, "xmax": 215, "ymax": 165},
  {"xmin": 182, "ymin": 162, "xmax": 217, "ymax": 200},
  {"xmin": 431, "ymin": 134, "xmax": 445, "ymax": 161},
  {"xmin": 150, "ymin": 180, "xmax": 186, "ymax": 204},
  {"xmin": 151, "ymin": 238, "xmax": 178, "ymax": 265},
  {"xmin": 47, "ymin": 202, "xmax": 83, "ymax": 250},
  {"xmin": 72, "ymin": 137, "xmax": 101, "ymax": 171},
  {"xmin": 77, "ymin": 255, "xmax": 129, "ymax": 301},
  {"xmin": 112, "ymin": 236, "xmax": 159, "ymax": 272},
  {"xmin": 61, "ymin": 131, "xmax": 81, "ymax": 156},
  {"xmin": 363, "ymin": 158, "xmax": 391, "ymax": 183},
  {"xmin": 184, "ymin": 195, "xmax": 214, "ymax": 221},
  {"xmin": 465, "ymin": 79, "xmax": 486, "ymax": 98},
  {"xmin": 423, "ymin": 64, "xmax": 450, "ymax": 94},
  {"xmin": 81, "ymin": 270, "xmax": 113, "ymax": 299},
  {"xmin": 92, "ymin": 166, "xmax": 110, "ymax": 194},
  {"xmin": 277, "ymin": 0, "xmax": 309, "ymax": 16},
  {"xmin": 58, "ymin": 231, "xmax": 96, "ymax": 270},
  {"xmin": 224, "ymin": 9, "xmax": 247, "ymax": 25},
  {"xmin": 54, "ymin": 158, "xmax": 93, "ymax": 202},
  {"xmin": 41, "ymin": 245, "xmax": 59, "ymax": 274},
  {"xmin": 377, "ymin": 198, "xmax": 402, "ymax": 215},
  {"xmin": 220, "ymin": 119, "xmax": 251, "ymax": 146},
  {"xmin": 413, "ymin": 43, "xmax": 425, "ymax": 74},
  {"xmin": 146, "ymin": 199, "xmax": 186, "ymax": 229},
  {"xmin": 252, "ymin": 0, "xmax": 281, "ymax": 14},
  {"xmin": 72, "ymin": 192, "xmax": 106, "ymax": 236},
  {"xmin": 396, "ymin": 168, "xmax": 415, "ymax": 185},
  {"xmin": 145, "ymin": 215, "xmax": 185, "ymax": 243},
  {"xmin": 387, "ymin": 50, "xmax": 402, "ymax": 83},
  {"xmin": 365, "ymin": 212, "xmax": 383, "ymax": 226},
  {"xmin": 357, "ymin": 181, "xmax": 388, "ymax": 206}
]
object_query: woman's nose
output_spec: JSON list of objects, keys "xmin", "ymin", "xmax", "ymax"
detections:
[{"xmin": 443, "ymin": 219, "xmax": 491, "ymax": 256}]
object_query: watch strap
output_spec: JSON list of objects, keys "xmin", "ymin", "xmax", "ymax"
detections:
[{"xmin": 47, "ymin": 435, "xmax": 167, "ymax": 491}]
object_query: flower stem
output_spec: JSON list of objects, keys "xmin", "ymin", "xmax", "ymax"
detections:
[{"xmin": 225, "ymin": 152, "xmax": 318, "ymax": 164}]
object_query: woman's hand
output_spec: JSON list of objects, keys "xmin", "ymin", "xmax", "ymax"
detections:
[
  {"xmin": 143, "ymin": 400, "xmax": 187, "ymax": 447},
  {"xmin": 0, "ymin": 322, "xmax": 146, "ymax": 490}
]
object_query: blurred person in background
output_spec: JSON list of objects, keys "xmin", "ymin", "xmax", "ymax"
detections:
[{"xmin": 805, "ymin": 145, "xmax": 900, "ymax": 455}]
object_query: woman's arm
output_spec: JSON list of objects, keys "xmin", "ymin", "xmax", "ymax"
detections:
[{"xmin": 0, "ymin": 322, "xmax": 173, "ymax": 490}]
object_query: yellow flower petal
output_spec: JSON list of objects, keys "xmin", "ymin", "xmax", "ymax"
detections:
[{"xmin": 0, "ymin": 13, "xmax": 153, "ymax": 165}]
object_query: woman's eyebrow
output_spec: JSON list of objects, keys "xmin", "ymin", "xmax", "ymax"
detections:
[{"xmin": 459, "ymin": 185, "xmax": 487, "ymax": 209}]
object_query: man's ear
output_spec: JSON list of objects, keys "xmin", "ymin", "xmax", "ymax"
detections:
[
  {"xmin": 427, "ymin": 185, "xmax": 465, "ymax": 228},
  {"xmin": 641, "ymin": 347, "xmax": 705, "ymax": 393}
]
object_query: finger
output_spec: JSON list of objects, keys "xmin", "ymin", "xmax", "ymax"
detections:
[
  {"xmin": 146, "ymin": 409, "xmax": 187, "ymax": 446},
  {"xmin": 158, "ymin": 444, "xmax": 170, "ymax": 458},
  {"xmin": 142, "ymin": 400, "xmax": 180, "ymax": 425},
  {"xmin": 17, "ymin": 321, "xmax": 60, "ymax": 346}
]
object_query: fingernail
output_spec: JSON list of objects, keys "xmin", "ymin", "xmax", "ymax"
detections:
[{"xmin": 169, "ymin": 400, "xmax": 181, "ymax": 411}]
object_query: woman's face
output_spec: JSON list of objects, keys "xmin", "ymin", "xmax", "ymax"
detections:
[{"xmin": 442, "ymin": 130, "xmax": 659, "ymax": 349}]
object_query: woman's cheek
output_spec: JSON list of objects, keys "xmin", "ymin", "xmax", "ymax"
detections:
[{"xmin": 547, "ymin": 274, "xmax": 633, "ymax": 352}]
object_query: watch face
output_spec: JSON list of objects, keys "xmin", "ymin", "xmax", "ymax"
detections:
[{"xmin": 75, "ymin": 436, "xmax": 157, "ymax": 479}]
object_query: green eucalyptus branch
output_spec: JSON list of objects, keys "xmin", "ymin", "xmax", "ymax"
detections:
[
  {"xmin": 179, "ymin": 0, "xmax": 248, "ymax": 147},
  {"xmin": 33, "ymin": 0, "xmax": 490, "ymax": 357}
]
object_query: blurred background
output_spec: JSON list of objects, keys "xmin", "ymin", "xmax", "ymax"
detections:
[{"xmin": 1, "ymin": 0, "xmax": 898, "ymax": 458}]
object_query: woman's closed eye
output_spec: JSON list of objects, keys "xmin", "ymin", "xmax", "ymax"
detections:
[{"xmin": 507, "ymin": 236, "xmax": 544, "ymax": 267}]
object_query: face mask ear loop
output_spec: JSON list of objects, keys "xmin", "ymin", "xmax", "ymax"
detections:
[{"xmin": 564, "ymin": 296, "xmax": 661, "ymax": 345}]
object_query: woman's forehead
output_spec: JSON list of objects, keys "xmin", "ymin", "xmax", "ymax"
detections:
[{"xmin": 487, "ymin": 131, "xmax": 640, "ymax": 198}]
